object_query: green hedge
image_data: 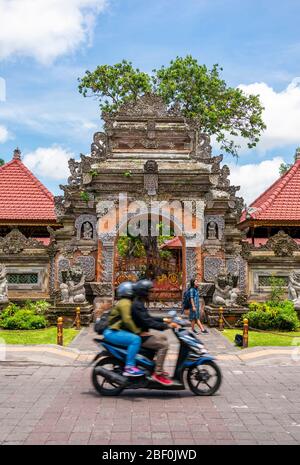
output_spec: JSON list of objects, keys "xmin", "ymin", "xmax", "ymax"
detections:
[
  {"xmin": 0, "ymin": 301, "xmax": 48, "ymax": 330},
  {"xmin": 245, "ymin": 300, "xmax": 299, "ymax": 331}
]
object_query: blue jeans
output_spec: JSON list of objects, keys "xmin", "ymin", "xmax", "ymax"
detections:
[{"xmin": 103, "ymin": 328, "xmax": 141, "ymax": 367}]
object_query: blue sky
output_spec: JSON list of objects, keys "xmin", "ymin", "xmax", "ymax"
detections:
[{"xmin": 0, "ymin": 0, "xmax": 300, "ymax": 203}]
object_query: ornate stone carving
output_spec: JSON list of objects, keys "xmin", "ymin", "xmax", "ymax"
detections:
[
  {"xmin": 208, "ymin": 222, "xmax": 218, "ymax": 241},
  {"xmin": 266, "ymin": 230, "xmax": 298, "ymax": 257},
  {"xmin": 57, "ymin": 257, "xmax": 70, "ymax": 284},
  {"xmin": 102, "ymin": 244, "xmax": 114, "ymax": 282},
  {"xmin": 212, "ymin": 266, "xmax": 241, "ymax": 307},
  {"xmin": 91, "ymin": 132, "xmax": 107, "ymax": 159},
  {"xmin": 90, "ymin": 282, "xmax": 113, "ymax": 297},
  {"xmin": 241, "ymin": 241, "xmax": 252, "ymax": 259},
  {"xmin": 0, "ymin": 264, "xmax": 8, "ymax": 303},
  {"xmin": 186, "ymin": 248, "xmax": 197, "ymax": 284},
  {"xmin": 204, "ymin": 215, "xmax": 224, "ymax": 240},
  {"xmin": 68, "ymin": 158, "xmax": 82, "ymax": 186},
  {"xmin": 144, "ymin": 160, "xmax": 158, "ymax": 196},
  {"xmin": 59, "ymin": 265, "xmax": 87, "ymax": 304},
  {"xmin": 227, "ymin": 257, "xmax": 247, "ymax": 291},
  {"xmin": 288, "ymin": 271, "xmax": 300, "ymax": 310},
  {"xmin": 144, "ymin": 160, "xmax": 158, "ymax": 173},
  {"xmin": 115, "ymin": 93, "xmax": 181, "ymax": 118},
  {"xmin": 75, "ymin": 214, "xmax": 97, "ymax": 241},
  {"xmin": 204, "ymin": 257, "xmax": 224, "ymax": 282},
  {"xmin": 193, "ymin": 133, "xmax": 212, "ymax": 160},
  {"xmin": 75, "ymin": 255, "xmax": 95, "ymax": 281},
  {"xmin": 0, "ymin": 229, "xmax": 45, "ymax": 254}
]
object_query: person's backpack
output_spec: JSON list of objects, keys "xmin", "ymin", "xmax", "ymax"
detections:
[
  {"xmin": 94, "ymin": 309, "xmax": 111, "ymax": 335},
  {"xmin": 234, "ymin": 334, "xmax": 243, "ymax": 347},
  {"xmin": 181, "ymin": 288, "xmax": 191, "ymax": 314}
]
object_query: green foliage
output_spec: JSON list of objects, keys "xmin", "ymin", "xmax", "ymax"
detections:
[
  {"xmin": 89, "ymin": 170, "xmax": 98, "ymax": 178},
  {"xmin": 269, "ymin": 276, "xmax": 286, "ymax": 302},
  {"xmin": 78, "ymin": 56, "xmax": 266, "ymax": 157},
  {"xmin": 117, "ymin": 236, "xmax": 146, "ymax": 258},
  {"xmin": 123, "ymin": 170, "xmax": 132, "ymax": 177},
  {"xmin": 1, "ymin": 310, "xmax": 47, "ymax": 330},
  {"xmin": 0, "ymin": 301, "xmax": 49, "ymax": 330},
  {"xmin": 158, "ymin": 250, "xmax": 173, "ymax": 260},
  {"xmin": 245, "ymin": 300, "xmax": 299, "ymax": 331},
  {"xmin": 80, "ymin": 191, "xmax": 90, "ymax": 202},
  {"xmin": 78, "ymin": 60, "xmax": 152, "ymax": 114},
  {"xmin": 279, "ymin": 162, "xmax": 292, "ymax": 176},
  {"xmin": 154, "ymin": 56, "xmax": 265, "ymax": 157},
  {"xmin": 0, "ymin": 159, "xmax": 4, "ymax": 166}
]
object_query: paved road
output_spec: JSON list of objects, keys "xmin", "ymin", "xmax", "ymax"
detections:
[{"xmin": 0, "ymin": 328, "xmax": 300, "ymax": 445}]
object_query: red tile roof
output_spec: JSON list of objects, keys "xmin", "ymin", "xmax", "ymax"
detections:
[
  {"xmin": 160, "ymin": 237, "xmax": 182, "ymax": 248},
  {"xmin": 0, "ymin": 157, "xmax": 56, "ymax": 222},
  {"xmin": 240, "ymin": 159, "xmax": 300, "ymax": 223}
]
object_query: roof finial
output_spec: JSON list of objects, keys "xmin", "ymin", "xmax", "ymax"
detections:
[{"xmin": 13, "ymin": 147, "xmax": 21, "ymax": 160}]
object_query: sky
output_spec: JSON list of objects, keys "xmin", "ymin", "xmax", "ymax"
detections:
[{"xmin": 0, "ymin": 0, "xmax": 300, "ymax": 204}]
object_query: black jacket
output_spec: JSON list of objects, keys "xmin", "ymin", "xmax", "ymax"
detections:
[{"xmin": 131, "ymin": 299, "xmax": 168, "ymax": 332}]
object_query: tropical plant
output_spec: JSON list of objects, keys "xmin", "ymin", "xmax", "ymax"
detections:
[{"xmin": 78, "ymin": 55, "xmax": 266, "ymax": 157}]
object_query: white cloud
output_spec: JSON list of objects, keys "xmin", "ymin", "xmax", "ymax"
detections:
[
  {"xmin": 228, "ymin": 157, "xmax": 285, "ymax": 205},
  {"xmin": 0, "ymin": 0, "xmax": 108, "ymax": 64},
  {"xmin": 23, "ymin": 145, "xmax": 76, "ymax": 180},
  {"xmin": 239, "ymin": 78, "xmax": 300, "ymax": 152},
  {"xmin": 0, "ymin": 124, "xmax": 9, "ymax": 143}
]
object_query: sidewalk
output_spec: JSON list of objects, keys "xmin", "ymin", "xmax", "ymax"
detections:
[{"xmin": 1, "ymin": 324, "xmax": 299, "ymax": 367}]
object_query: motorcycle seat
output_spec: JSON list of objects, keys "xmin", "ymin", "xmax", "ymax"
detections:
[{"xmin": 102, "ymin": 339, "xmax": 156, "ymax": 358}]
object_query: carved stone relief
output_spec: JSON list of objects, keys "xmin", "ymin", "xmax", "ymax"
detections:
[
  {"xmin": 57, "ymin": 257, "xmax": 70, "ymax": 284},
  {"xmin": 75, "ymin": 214, "xmax": 97, "ymax": 241},
  {"xmin": 204, "ymin": 216, "xmax": 224, "ymax": 240},
  {"xmin": 204, "ymin": 257, "xmax": 224, "ymax": 282},
  {"xmin": 75, "ymin": 255, "xmax": 95, "ymax": 281},
  {"xmin": 186, "ymin": 248, "xmax": 197, "ymax": 284}
]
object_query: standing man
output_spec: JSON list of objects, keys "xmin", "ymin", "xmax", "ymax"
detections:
[{"xmin": 188, "ymin": 278, "xmax": 208, "ymax": 335}]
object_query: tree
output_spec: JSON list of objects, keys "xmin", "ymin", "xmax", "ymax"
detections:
[
  {"xmin": 78, "ymin": 60, "xmax": 152, "ymax": 114},
  {"xmin": 0, "ymin": 159, "xmax": 4, "ymax": 166},
  {"xmin": 279, "ymin": 148, "xmax": 299, "ymax": 176},
  {"xmin": 78, "ymin": 55, "xmax": 266, "ymax": 157}
]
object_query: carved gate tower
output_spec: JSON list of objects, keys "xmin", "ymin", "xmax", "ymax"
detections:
[{"xmin": 53, "ymin": 94, "xmax": 245, "ymax": 318}]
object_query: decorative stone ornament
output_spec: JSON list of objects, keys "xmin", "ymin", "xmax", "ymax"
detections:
[
  {"xmin": 75, "ymin": 214, "xmax": 97, "ymax": 241},
  {"xmin": 266, "ymin": 230, "xmax": 298, "ymax": 257},
  {"xmin": 144, "ymin": 160, "xmax": 158, "ymax": 195}
]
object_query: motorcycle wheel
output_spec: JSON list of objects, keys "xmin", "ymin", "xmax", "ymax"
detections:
[
  {"xmin": 187, "ymin": 360, "xmax": 222, "ymax": 396},
  {"xmin": 92, "ymin": 356, "xmax": 125, "ymax": 396}
]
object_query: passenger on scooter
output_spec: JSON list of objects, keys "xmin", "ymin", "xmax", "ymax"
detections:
[
  {"xmin": 131, "ymin": 279, "xmax": 179, "ymax": 386},
  {"xmin": 103, "ymin": 281, "xmax": 144, "ymax": 377}
]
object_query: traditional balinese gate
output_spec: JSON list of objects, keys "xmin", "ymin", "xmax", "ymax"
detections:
[{"xmin": 113, "ymin": 234, "xmax": 185, "ymax": 302}]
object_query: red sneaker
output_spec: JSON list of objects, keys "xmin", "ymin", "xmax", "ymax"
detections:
[{"xmin": 152, "ymin": 373, "xmax": 173, "ymax": 386}]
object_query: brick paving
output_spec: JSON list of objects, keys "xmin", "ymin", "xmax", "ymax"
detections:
[{"xmin": 0, "ymin": 326, "xmax": 300, "ymax": 445}]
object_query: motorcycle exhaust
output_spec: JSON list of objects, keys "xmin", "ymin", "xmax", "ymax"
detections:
[{"xmin": 94, "ymin": 366, "xmax": 128, "ymax": 387}]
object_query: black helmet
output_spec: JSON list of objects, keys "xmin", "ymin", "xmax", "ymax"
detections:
[
  {"xmin": 116, "ymin": 281, "xmax": 134, "ymax": 299},
  {"xmin": 133, "ymin": 279, "xmax": 153, "ymax": 298}
]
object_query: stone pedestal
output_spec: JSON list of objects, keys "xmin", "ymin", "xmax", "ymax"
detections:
[
  {"xmin": 47, "ymin": 303, "xmax": 93, "ymax": 326},
  {"xmin": 205, "ymin": 305, "xmax": 248, "ymax": 327}
]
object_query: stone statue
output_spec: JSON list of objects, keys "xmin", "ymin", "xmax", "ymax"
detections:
[
  {"xmin": 82, "ymin": 222, "xmax": 93, "ymax": 240},
  {"xmin": 0, "ymin": 264, "xmax": 8, "ymax": 303},
  {"xmin": 60, "ymin": 265, "xmax": 87, "ymax": 304},
  {"xmin": 207, "ymin": 221, "xmax": 217, "ymax": 240},
  {"xmin": 288, "ymin": 270, "xmax": 300, "ymax": 310},
  {"xmin": 212, "ymin": 268, "xmax": 240, "ymax": 307}
]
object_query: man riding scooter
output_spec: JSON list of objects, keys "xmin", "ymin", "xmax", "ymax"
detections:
[{"xmin": 131, "ymin": 279, "xmax": 180, "ymax": 386}]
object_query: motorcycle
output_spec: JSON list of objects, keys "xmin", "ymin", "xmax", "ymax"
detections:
[{"xmin": 91, "ymin": 311, "xmax": 222, "ymax": 396}]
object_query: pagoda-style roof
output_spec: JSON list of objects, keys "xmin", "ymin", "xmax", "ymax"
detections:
[
  {"xmin": 0, "ymin": 149, "xmax": 56, "ymax": 224},
  {"xmin": 240, "ymin": 153, "xmax": 300, "ymax": 226}
]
